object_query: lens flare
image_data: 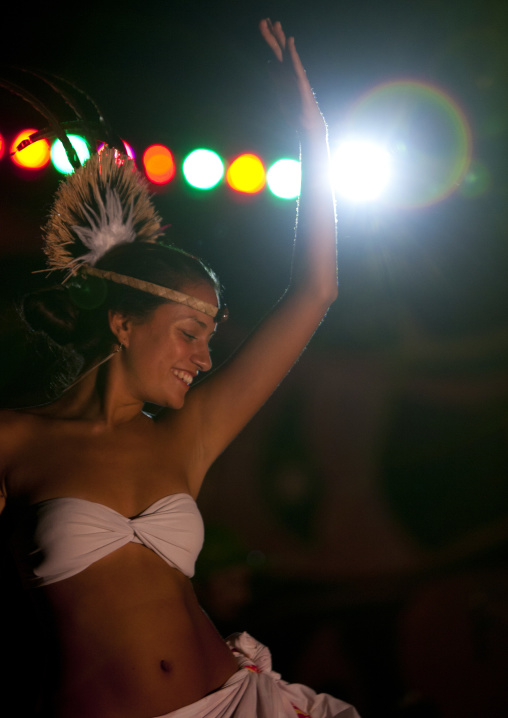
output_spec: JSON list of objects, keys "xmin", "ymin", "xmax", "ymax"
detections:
[
  {"xmin": 143, "ymin": 145, "xmax": 175, "ymax": 184},
  {"xmin": 344, "ymin": 80, "xmax": 472, "ymax": 208},
  {"xmin": 51, "ymin": 135, "xmax": 91, "ymax": 174},
  {"xmin": 267, "ymin": 158, "xmax": 301, "ymax": 199},
  {"xmin": 333, "ymin": 141, "xmax": 392, "ymax": 202},
  {"xmin": 226, "ymin": 154, "xmax": 265, "ymax": 194},
  {"xmin": 183, "ymin": 149, "xmax": 224, "ymax": 190},
  {"xmin": 0, "ymin": 132, "xmax": 5, "ymax": 161},
  {"xmin": 10, "ymin": 129, "xmax": 51, "ymax": 170}
]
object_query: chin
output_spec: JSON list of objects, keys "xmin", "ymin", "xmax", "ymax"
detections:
[
  {"xmin": 159, "ymin": 395, "xmax": 186, "ymax": 410},
  {"xmin": 141, "ymin": 393, "xmax": 184, "ymax": 413}
]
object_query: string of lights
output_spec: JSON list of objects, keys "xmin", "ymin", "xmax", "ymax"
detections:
[{"xmin": 1, "ymin": 78, "xmax": 481, "ymax": 208}]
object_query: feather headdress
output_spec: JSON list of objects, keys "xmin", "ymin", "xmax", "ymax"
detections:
[
  {"xmin": 43, "ymin": 147, "xmax": 162, "ymax": 274},
  {"xmin": 43, "ymin": 148, "xmax": 226, "ymax": 321},
  {"xmin": 1, "ymin": 69, "xmax": 161, "ymax": 271},
  {"xmin": 2, "ymin": 69, "xmax": 226, "ymax": 323}
]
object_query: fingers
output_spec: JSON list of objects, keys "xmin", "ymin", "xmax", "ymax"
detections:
[
  {"xmin": 259, "ymin": 18, "xmax": 286, "ymax": 62},
  {"xmin": 260, "ymin": 19, "xmax": 304, "ymax": 79},
  {"xmin": 259, "ymin": 19, "xmax": 324, "ymax": 133},
  {"xmin": 270, "ymin": 20, "xmax": 287, "ymax": 51}
]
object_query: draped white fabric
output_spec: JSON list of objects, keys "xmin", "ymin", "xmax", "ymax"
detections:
[
  {"xmin": 154, "ymin": 633, "xmax": 361, "ymax": 718},
  {"xmin": 23, "ymin": 493, "xmax": 204, "ymax": 585}
]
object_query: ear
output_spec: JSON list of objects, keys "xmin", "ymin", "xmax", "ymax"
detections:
[{"xmin": 108, "ymin": 310, "xmax": 134, "ymax": 348}]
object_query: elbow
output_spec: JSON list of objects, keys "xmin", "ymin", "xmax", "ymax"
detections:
[
  {"xmin": 328, "ymin": 283, "xmax": 339, "ymax": 304},
  {"xmin": 287, "ymin": 275, "xmax": 338, "ymax": 310},
  {"xmin": 311, "ymin": 283, "xmax": 338, "ymax": 313},
  {"xmin": 323, "ymin": 288, "xmax": 338, "ymax": 313},
  {"xmin": 318, "ymin": 279, "xmax": 339, "ymax": 307}
]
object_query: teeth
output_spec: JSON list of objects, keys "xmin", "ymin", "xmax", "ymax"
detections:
[{"xmin": 172, "ymin": 369, "xmax": 193, "ymax": 386}]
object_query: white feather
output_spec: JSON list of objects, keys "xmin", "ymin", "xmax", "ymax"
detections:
[{"xmin": 71, "ymin": 186, "xmax": 136, "ymax": 266}]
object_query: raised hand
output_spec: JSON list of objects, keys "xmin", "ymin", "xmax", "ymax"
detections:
[{"xmin": 259, "ymin": 18, "xmax": 326, "ymax": 134}]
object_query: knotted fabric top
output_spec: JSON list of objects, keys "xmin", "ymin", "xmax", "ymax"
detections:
[{"xmin": 10, "ymin": 493, "xmax": 204, "ymax": 586}]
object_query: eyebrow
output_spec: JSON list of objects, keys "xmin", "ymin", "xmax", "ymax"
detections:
[
  {"xmin": 190, "ymin": 317, "xmax": 208, "ymax": 330},
  {"xmin": 190, "ymin": 316, "xmax": 217, "ymax": 337}
]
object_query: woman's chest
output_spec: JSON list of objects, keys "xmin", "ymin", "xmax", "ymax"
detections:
[{"xmin": 8, "ymin": 418, "xmax": 195, "ymax": 513}]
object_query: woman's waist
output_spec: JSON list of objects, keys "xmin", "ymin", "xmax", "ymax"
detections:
[
  {"xmin": 36, "ymin": 557, "xmax": 239, "ymax": 717},
  {"xmin": 57, "ymin": 594, "xmax": 229, "ymax": 663},
  {"xmin": 48, "ymin": 594, "xmax": 239, "ymax": 717}
]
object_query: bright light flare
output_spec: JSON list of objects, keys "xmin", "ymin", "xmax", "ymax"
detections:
[
  {"xmin": 267, "ymin": 159, "xmax": 301, "ymax": 199},
  {"xmin": 143, "ymin": 144, "xmax": 175, "ymax": 184},
  {"xmin": 10, "ymin": 129, "xmax": 51, "ymax": 170},
  {"xmin": 344, "ymin": 80, "xmax": 472, "ymax": 208},
  {"xmin": 226, "ymin": 154, "xmax": 265, "ymax": 194},
  {"xmin": 182, "ymin": 149, "xmax": 224, "ymax": 190},
  {"xmin": 332, "ymin": 140, "xmax": 392, "ymax": 202},
  {"xmin": 51, "ymin": 135, "xmax": 91, "ymax": 174},
  {"xmin": 0, "ymin": 133, "xmax": 5, "ymax": 161}
]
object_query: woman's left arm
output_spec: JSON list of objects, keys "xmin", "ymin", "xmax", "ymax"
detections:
[{"xmin": 172, "ymin": 21, "xmax": 337, "ymax": 491}]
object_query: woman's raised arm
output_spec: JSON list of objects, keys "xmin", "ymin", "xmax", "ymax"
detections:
[
  {"xmin": 259, "ymin": 19, "xmax": 337, "ymax": 301},
  {"xmin": 169, "ymin": 20, "xmax": 337, "ymax": 493}
]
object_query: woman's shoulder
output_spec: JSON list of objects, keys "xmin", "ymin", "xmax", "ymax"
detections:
[
  {"xmin": 0, "ymin": 406, "xmax": 44, "ymax": 430},
  {"xmin": 0, "ymin": 408, "xmax": 43, "ymax": 468},
  {"xmin": 0, "ymin": 408, "xmax": 56, "ymax": 512},
  {"xmin": 0, "ymin": 407, "xmax": 31, "ymax": 432},
  {"xmin": 1, "ymin": 407, "xmax": 27, "ymax": 446},
  {"xmin": 0, "ymin": 410, "xmax": 30, "ymax": 512}
]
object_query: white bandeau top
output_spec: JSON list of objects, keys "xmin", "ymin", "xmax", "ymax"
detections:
[{"xmin": 10, "ymin": 493, "xmax": 204, "ymax": 587}]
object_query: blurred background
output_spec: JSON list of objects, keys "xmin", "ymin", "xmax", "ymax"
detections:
[{"xmin": 1, "ymin": 1, "xmax": 508, "ymax": 716}]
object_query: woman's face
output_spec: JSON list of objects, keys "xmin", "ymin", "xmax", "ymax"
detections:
[{"xmin": 113, "ymin": 281, "xmax": 218, "ymax": 409}]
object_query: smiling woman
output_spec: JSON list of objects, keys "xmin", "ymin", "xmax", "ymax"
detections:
[
  {"xmin": 0, "ymin": 18, "xmax": 359, "ymax": 718},
  {"xmin": 106, "ymin": 282, "xmax": 217, "ymax": 409},
  {"xmin": 23, "ymin": 235, "xmax": 222, "ymax": 400}
]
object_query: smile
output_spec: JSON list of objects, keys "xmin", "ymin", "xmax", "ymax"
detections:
[{"xmin": 172, "ymin": 369, "xmax": 194, "ymax": 386}]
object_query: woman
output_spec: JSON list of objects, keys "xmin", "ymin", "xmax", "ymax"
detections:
[{"xmin": 0, "ymin": 19, "xmax": 359, "ymax": 718}]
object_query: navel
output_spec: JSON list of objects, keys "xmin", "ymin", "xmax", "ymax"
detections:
[{"xmin": 160, "ymin": 659, "xmax": 172, "ymax": 673}]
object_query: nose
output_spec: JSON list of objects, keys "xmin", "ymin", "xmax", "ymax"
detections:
[{"xmin": 192, "ymin": 345, "xmax": 212, "ymax": 373}]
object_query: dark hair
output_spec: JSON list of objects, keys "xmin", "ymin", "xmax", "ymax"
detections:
[{"xmin": 22, "ymin": 242, "xmax": 221, "ymax": 382}]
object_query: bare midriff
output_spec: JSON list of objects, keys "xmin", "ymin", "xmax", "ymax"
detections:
[{"xmin": 36, "ymin": 542, "xmax": 239, "ymax": 718}]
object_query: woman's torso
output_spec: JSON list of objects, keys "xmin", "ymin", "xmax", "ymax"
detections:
[{"xmin": 1, "ymin": 408, "xmax": 238, "ymax": 718}]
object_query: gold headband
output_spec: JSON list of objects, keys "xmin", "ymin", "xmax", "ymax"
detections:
[{"xmin": 82, "ymin": 265, "xmax": 228, "ymax": 323}]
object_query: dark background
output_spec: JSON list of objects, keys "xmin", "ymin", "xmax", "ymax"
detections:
[{"xmin": 1, "ymin": 1, "xmax": 508, "ymax": 716}]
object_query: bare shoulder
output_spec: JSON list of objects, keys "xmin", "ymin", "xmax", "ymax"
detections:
[
  {"xmin": 0, "ymin": 408, "xmax": 33, "ymax": 449},
  {"xmin": 0, "ymin": 409, "xmax": 38, "ymax": 511}
]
